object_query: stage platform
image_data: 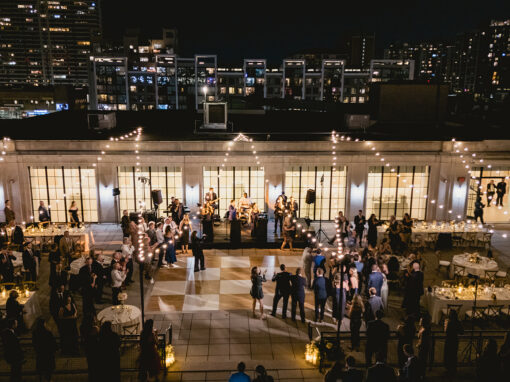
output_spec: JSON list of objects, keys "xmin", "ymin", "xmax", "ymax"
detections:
[{"xmin": 186, "ymin": 218, "xmax": 325, "ymax": 249}]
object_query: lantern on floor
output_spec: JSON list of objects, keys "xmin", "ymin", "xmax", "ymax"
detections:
[
  {"xmin": 165, "ymin": 344, "xmax": 175, "ymax": 367},
  {"xmin": 305, "ymin": 342, "xmax": 319, "ymax": 365}
]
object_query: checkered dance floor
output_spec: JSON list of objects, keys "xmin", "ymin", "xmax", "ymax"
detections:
[{"xmin": 147, "ymin": 251, "xmax": 317, "ymax": 313}]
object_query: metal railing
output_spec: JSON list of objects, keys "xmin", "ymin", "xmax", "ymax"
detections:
[
  {"xmin": 0, "ymin": 325, "xmax": 172, "ymax": 377},
  {"xmin": 315, "ymin": 328, "xmax": 509, "ymax": 372}
]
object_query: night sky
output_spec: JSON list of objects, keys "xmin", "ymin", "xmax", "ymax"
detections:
[{"xmin": 102, "ymin": 0, "xmax": 509, "ymax": 64}]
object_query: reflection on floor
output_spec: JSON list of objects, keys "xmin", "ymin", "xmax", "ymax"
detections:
[{"xmin": 147, "ymin": 251, "xmax": 320, "ymax": 315}]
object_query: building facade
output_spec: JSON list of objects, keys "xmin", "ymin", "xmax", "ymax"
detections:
[
  {"xmin": 2, "ymin": 138, "xmax": 509, "ymax": 224},
  {"xmin": 0, "ymin": 0, "xmax": 102, "ymax": 86},
  {"xmin": 90, "ymin": 56, "xmax": 413, "ymax": 110}
]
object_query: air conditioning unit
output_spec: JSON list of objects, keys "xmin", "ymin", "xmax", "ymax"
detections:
[{"xmin": 345, "ymin": 114, "xmax": 370, "ymax": 130}]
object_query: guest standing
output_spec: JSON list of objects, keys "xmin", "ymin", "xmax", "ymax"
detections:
[
  {"xmin": 38, "ymin": 200, "xmax": 51, "ymax": 222},
  {"xmin": 354, "ymin": 210, "xmax": 366, "ymax": 246},
  {"xmin": 280, "ymin": 214, "xmax": 296, "ymax": 251},
  {"xmin": 332, "ymin": 272, "xmax": 347, "ymax": 324},
  {"xmin": 59, "ymin": 230, "xmax": 75, "ymax": 266},
  {"xmin": 139, "ymin": 319, "xmax": 161, "ymax": 381},
  {"xmin": 365, "ymin": 310, "xmax": 390, "ymax": 365},
  {"xmin": 250, "ymin": 266, "xmax": 267, "ymax": 319},
  {"xmin": 6, "ymin": 290, "xmax": 24, "ymax": 331},
  {"xmin": 111, "ymin": 262, "xmax": 126, "ymax": 305},
  {"xmin": 397, "ymin": 316, "xmax": 415, "ymax": 369},
  {"xmin": 496, "ymin": 178, "xmax": 507, "ymax": 206},
  {"xmin": 402, "ymin": 262, "xmax": 424, "ymax": 317},
  {"xmin": 271, "ymin": 264, "xmax": 291, "ymax": 318},
  {"xmin": 274, "ymin": 196, "xmax": 284, "ymax": 235},
  {"xmin": 59, "ymin": 295, "xmax": 79, "ymax": 355},
  {"xmin": 98, "ymin": 321, "xmax": 121, "ymax": 382},
  {"xmin": 367, "ymin": 214, "xmax": 380, "ymax": 248},
  {"xmin": 474, "ymin": 196, "xmax": 485, "ymax": 224},
  {"xmin": 416, "ymin": 315, "xmax": 432, "ymax": 379},
  {"xmin": 290, "ymin": 267, "xmax": 306, "ymax": 323},
  {"xmin": 32, "ymin": 318, "xmax": 57, "ymax": 382},
  {"xmin": 444, "ymin": 310, "xmax": 463, "ymax": 378},
  {"xmin": 349, "ymin": 295, "xmax": 364, "ymax": 351},
  {"xmin": 22, "ymin": 241, "xmax": 38, "ymax": 282},
  {"xmin": 229, "ymin": 361, "xmax": 251, "ymax": 382},
  {"xmin": 367, "ymin": 287, "xmax": 384, "ymax": 321},
  {"xmin": 191, "ymin": 231, "xmax": 205, "ymax": 272},
  {"xmin": 1, "ymin": 319, "xmax": 23, "ymax": 382},
  {"xmin": 163, "ymin": 226, "xmax": 177, "ymax": 267},
  {"xmin": 368, "ymin": 264, "xmax": 384, "ymax": 297},
  {"xmin": 120, "ymin": 210, "xmax": 130, "ymax": 238},
  {"xmin": 312, "ymin": 268, "xmax": 328, "ymax": 323},
  {"xmin": 179, "ymin": 214, "xmax": 191, "ymax": 254},
  {"xmin": 388, "ymin": 215, "xmax": 401, "ymax": 253},
  {"xmin": 68, "ymin": 200, "xmax": 80, "ymax": 227},
  {"xmin": 301, "ymin": 246, "xmax": 314, "ymax": 288},
  {"xmin": 476, "ymin": 338, "xmax": 499, "ymax": 382},
  {"xmin": 79, "ymin": 257, "xmax": 97, "ymax": 316}
]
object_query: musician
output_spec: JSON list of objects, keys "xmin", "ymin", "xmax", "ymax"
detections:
[
  {"xmin": 228, "ymin": 200, "xmax": 237, "ymax": 221},
  {"xmin": 278, "ymin": 191, "xmax": 288, "ymax": 204},
  {"xmin": 204, "ymin": 187, "xmax": 218, "ymax": 212},
  {"xmin": 238, "ymin": 193, "xmax": 251, "ymax": 211},
  {"xmin": 172, "ymin": 199, "xmax": 184, "ymax": 224},
  {"xmin": 287, "ymin": 196, "xmax": 298, "ymax": 218},
  {"xmin": 166, "ymin": 197, "xmax": 176, "ymax": 217},
  {"xmin": 201, "ymin": 202, "xmax": 214, "ymax": 242},
  {"xmin": 274, "ymin": 196, "xmax": 285, "ymax": 235}
]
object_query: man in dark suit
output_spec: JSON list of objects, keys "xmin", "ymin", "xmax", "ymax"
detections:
[
  {"xmin": 403, "ymin": 262, "xmax": 424, "ymax": 316},
  {"xmin": 354, "ymin": 210, "xmax": 366, "ymax": 246},
  {"xmin": 0, "ymin": 246, "xmax": 15, "ymax": 283},
  {"xmin": 366, "ymin": 352, "xmax": 396, "ymax": 382},
  {"xmin": 121, "ymin": 210, "xmax": 130, "ymax": 238},
  {"xmin": 22, "ymin": 242, "xmax": 37, "ymax": 282},
  {"xmin": 49, "ymin": 284, "xmax": 68, "ymax": 330},
  {"xmin": 368, "ymin": 264, "xmax": 384, "ymax": 297},
  {"xmin": 6, "ymin": 290, "xmax": 24, "ymax": 331},
  {"xmin": 341, "ymin": 356, "xmax": 363, "ymax": 382},
  {"xmin": 1, "ymin": 319, "xmax": 24, "ymax": 382},
  {"xmin": 271, "ymin": 264, "xmax": 291, "ymax": 318},
  {"xmin": 78, "ymin": 257, "xmax": 97, "ymax": 316},
  {"xmin": 312, "ymin": 268, "xmax": 328, "ymax": 322},
  {"xmin": 290, "ymin": 267, "xmax": 306, "ymax": 323},
  {"xmin": 496, "ymin": 178, "xmax": 507, "ymax": 206},
  {"xmin": 365, "ymin": 310, "xmax": 390, "ymax": 366},
  {"xmin": 401, "ymin": 344, "xmax": 421, "ymax": 382},
  {"xmin": 49, "ymin": 263, "xmax": 68, "ymax": 291},
  {"xmin": 4, "ymin": 200, "xmax": 15, "ymax": 224}
]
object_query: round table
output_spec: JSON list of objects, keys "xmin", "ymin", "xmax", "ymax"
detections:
[
  {"xmin": 449, "ymin": 253, "xmax": 499, "ymax": 279},
  {"xmin": 97, "ymin": 304, "xmax": 142, "ymax": 335}
]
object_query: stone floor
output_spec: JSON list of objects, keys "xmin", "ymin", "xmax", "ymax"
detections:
[{"xmin": 2, "ymin": 222, "xmax": 510, "ymax": 381}]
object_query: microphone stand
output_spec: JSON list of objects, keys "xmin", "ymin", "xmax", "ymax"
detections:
[{"xmin": 316, "ymin": 175, "xmax": 330, "ymax": 243}]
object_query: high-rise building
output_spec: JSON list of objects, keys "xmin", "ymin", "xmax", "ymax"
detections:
[
  {"xmin": 0, "ymin": 0, "xmax": 102, "ymax": 86},
  {"xmin": 348, "ymin": 33, "xmax": 375, "ymax": 68}
]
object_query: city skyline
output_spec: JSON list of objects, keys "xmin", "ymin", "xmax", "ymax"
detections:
[{"xmin": 102, "ymin": 0, "xmax": 509, "ymax": 62}]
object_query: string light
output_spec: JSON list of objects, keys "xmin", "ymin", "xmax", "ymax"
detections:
[{"xmin": 0, "ymin": 137, "xmax": 10, "ymax": 161}]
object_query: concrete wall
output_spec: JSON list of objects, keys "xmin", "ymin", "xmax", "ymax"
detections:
[{"xmin": 2, "ymin": 139, "xmax": 510, "ymax": 223}]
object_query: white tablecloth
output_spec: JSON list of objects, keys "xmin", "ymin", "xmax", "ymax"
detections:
[
  {"xmin": 69, "ymin": 255, "xmax": 112, "ymax": 275},
  {"xmin": 449, "ymin": 253, "xmax": 499, "ymax": 279},
  {"xmin": 97, "ymin": 305, "xmax": 141, "ymax": 335},
  {"xmin": 426, "ymin": 287, "xmax": 510, "ymax": 324},
  {"xmin": 23, "ymin": 228, "xmax": 94, "ymax": 252},
  {"xmin": 0, "ymin": 291, "xmax": 42, "ymax": 329},
  {"xmin": 11, "ymin": 251, "xmax": 23, "ymax": 268},
  {"xmin": 377, "ymin": 224, "xmax": 488, "ymax": 245}
]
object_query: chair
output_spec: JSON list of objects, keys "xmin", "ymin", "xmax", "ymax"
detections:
[
  {"xmin": 464, "ymin": 306, "xmax": 486, "ymax": 323},
  {"xmin": 441, "ymin": 303, "xmax": 463, "ymax": 321},
  {"xmin": 463, "ymin": 232, "xmax": 478, "ymax": 248},
  {"xmin": 411, "ymin": 234, "xmax": 424, "ymax": 248},
  {"xmin": 0, "ymin": 282, "xmax": 17, "ymax": 291},
  {"xmin": 479, "ymin": 233, "xmax": 492, "ymax": 249},
  {"xmin": 437, "ymin": 253, "xmax": 451, "ymax": 276},
  {"xmin": 22, "ymin": 281, "xmax": 37, "ymax": 291},
  {"xmin": 453, "ymin": 264, "xmax": 467, "ymax": 282},
  {"xmin": 424, "ymin": 233, "xmax": 438, "ymax": 249},
  {"xmin": 452, "ymin": 234, "xmax": 463, "ymax": 248},
  {"xmin": 495, "ymin": 267, "xmax": 509, "ymax": 282},
  {"xmin": 121, "ymin": 323, "xmax": 140, "ymax": 336},
  {"xmin": 483, "ymin": 270, "xmax": 498, "ymax": 284},
  {"xmin": 484, "ymin": 304, "xmax": 504, "ymax": 320}
]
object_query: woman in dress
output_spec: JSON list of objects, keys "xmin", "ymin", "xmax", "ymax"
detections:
[
  {"xmin": 250, "ymin": 266, "xmax": 267, "ymax": 319},
  {"xmin": 274, "ymin": 196, "xmax": 284, "ymax": 235},
  {"xmin": 388, "ymin": 215, "xmax": 401, "ymax": 253},
  {"xmin": 416, "ymin": 315, "xmax": 432, "ymax": 378},
  {"xmin": 58, "ymin": 295, "xmax": 79, "ymax": 355},
  {"xmin": 367, "ymin": 214, "xmax": 380, "ymax": 248},
  {"xmin": 444, "ymin": 309, "xmax": 463, "ymax": 378},
  {"xmin": 250, "ymin": 202, "xmax": 260, "ymax": 237},
  {"xmin": 139, "ymin": 319, "xmax": 161, "ymax": 382},
  {"xmin": 280, "ymin": 214, "xmax": 296, "ymax": 251},
  {"xmin": 348, "ymin": 295, "xmax": 364, "ymax": 352},
  {"xmin": 401, "ymin": 213, "xmax": 413, "ymax": 248},
  {"xmin": 348, "ymin": 267, "xmax": 359, "ymax": 298},
  {"xmin": 69, "ymin": 200, "xmax": 80, "ymax": 228},
  {"xmin": 380, "ymin": 270, "xmax": 389, "ymax": 311},
  {"xmin": 163, "ymin": 225, "xmax": 176, "ymax": 267},
  {"xmin": 178, "ymin": 214, "xmax": 190, "ymax": 254},
  {"xmin": 332, "ymin": 271, "xmax": 348, "ymax": 324}
]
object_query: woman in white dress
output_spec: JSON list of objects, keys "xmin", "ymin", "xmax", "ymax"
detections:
[{"xmin": 381, "ymin": 270, "xmax": 389, "ymax": 311}]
